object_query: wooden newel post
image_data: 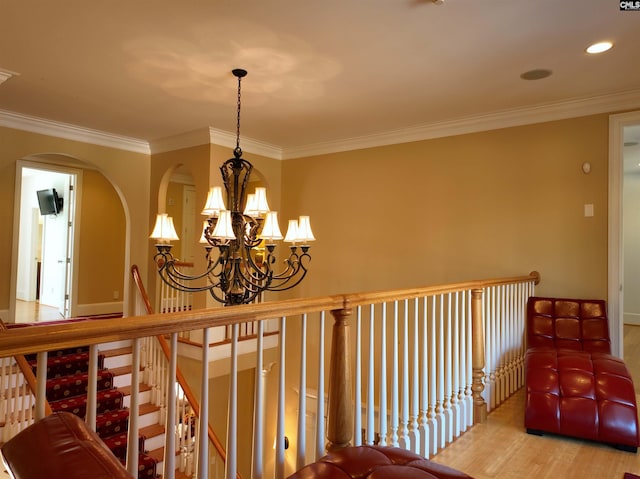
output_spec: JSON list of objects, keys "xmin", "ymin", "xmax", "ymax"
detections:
[
  {"xmin": 471, "ymin": 288, "xmax": 487, "ymax": 424},
  {"xmin": 326, "ymin": 307, "xmax": 353, "ymax": 451}
]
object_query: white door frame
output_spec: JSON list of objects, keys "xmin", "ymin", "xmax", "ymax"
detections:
[
  {"xmin": 608, "ymin": 110, "xmax": 640, "ymax": 357},
  {"xmin": 10, "ymin": 159, "xmax": 82, "ymax": 322}
]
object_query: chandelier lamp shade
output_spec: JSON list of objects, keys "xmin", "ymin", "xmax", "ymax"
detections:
[{"xmin": 151, "ymin": 69, "xmax": 314, "ymax": 306}]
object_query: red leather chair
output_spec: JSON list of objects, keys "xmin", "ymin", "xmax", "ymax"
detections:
[
  {"xmin": 525, "ymin": 297, "xmax": 639, "ymax": 451},
  {"xmin": 1, "ymin": 412, "xmax": 134, "ymax": 479}
]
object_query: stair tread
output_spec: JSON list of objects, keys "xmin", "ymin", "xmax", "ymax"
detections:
[
  {"xmin": 147, "ymin": 445, "xmax": 182, "ymax": 462},
  {"xmin": 109, "ymin": 365, "xmax": 132, "ymax": 376},
  {"xmin": 100, "ymin": 346, "xmax": 132, "ymax": 357},
  {"xmin": 140, "ymin": 402, "xmax": 161, "ymax": 415},
  {"xmin": 140, "ymin": 423, "xmax": 165, "ymax": 438},
  {"xmin": 118, "ymin": 383, "xmax": 152, "ymax": 396}
]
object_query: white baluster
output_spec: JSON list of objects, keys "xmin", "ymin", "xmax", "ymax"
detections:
[
  {"xmin": 354, "ymin": 307, "xmax": 362, "ymax": 447},
  {"xmin": 497, "ymin": 285, "xmax": 506, "ymax": 406},
  {"xmin": 408, "ymin": 297, "xmax": 420, "ymax": 453},
  {"xmin": 19, "ymin": 380, "xmax": 26, "ymax": 430},
  {"xmin": 466, "ymin": 290, "xmax": 474, "ymax": 428},
  {"xmin": 366, "ymin": 305, "xmax": 375, "ymax": 446},
  {"xmin": 486, "ymin": 286, "xmax": 496, "ymax": 411},
  {"xmin": 459, "ymin": 290, "xmax": 468, "ymax": 432},
  {"xmin": 316, "ymin": 311, "xmax": 326, "ymax": 460},
  {"xmin": 389, "ymin": 301, "xmax": 399, "ymax": 447},
  {"xmin": 275, "ymin": 317, "xmax": 286, "ymax": 479},
  {"xmin": 379, "ymin": 303, "xmax": 388, "ymax": 446},
  {"xmin": 451, "ymin": 291, "xmax": 461, "ymax": 439},
  {"xmin": 418, "ymin": 296, "xmax": 430, "ymax": 458},
  {"xmin": 127, "ymin": 338, "xmax": 141, "ymax": 477},
  {"xmin": 444, "ymin": 293, "xmax": 453, "ymax": 444},
  {"xmin": 163, "ymin": 333, "xmax": 178, "ymax": 479},
  {"xmin": 197, "ymin": 327, "xmax": 210, "ymax": 479},
  {"xmin": 296, "ymin": 314, "xmax": 307, "ymax": 469},
  {"xmin": 436, "ymin": 294, "xmax": 446, "ymax": 450},
  {"xmin": 509, "ymin": 283, "xmax": 517, "ymax": 395},
  {"xmin": 225, "ymin": 323, "xmax": 238, "ymax": 479},
  {"xmin": 35, "ymin": 351, "xmax": 47, "ymax": 421},
  {"xmin": 86, "ymin": 344, "xmax": 99, "ymax": 431},
  {"xmin": 428, "ymin": 296, "xmax": 439, "ymax": 456},
  {"xmin": 399, "ymin": 299, "xmax": 410, "ymax": 449},
  {"xmin": 252, "ymin": 320, "xmax": 265, "ymax": 479}
]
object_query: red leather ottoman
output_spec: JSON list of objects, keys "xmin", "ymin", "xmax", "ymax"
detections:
[
  {"xmin": 525, "ymin": 297, "xmax": 640, "ymax": 451},
  {"xmin": 287, "ymin": 445, "xmax": 473, "ymax": 479}
]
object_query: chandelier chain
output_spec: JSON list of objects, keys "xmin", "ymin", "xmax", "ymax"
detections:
[{"xmin": 236, "ymin": 75, "xmax": 242, "ymax": 150}]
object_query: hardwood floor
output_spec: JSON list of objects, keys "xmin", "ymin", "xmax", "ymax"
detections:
[
  {"xmin": 431, "ymin": 325, "xmax": 640, "ymax": 479},
  {"xmin": 432, "ymin": 389, "xmax": 640, "ymax": 478},
  {"xmin": 13, "ymin": 300, "xmax": 63, "ymax": 323}
]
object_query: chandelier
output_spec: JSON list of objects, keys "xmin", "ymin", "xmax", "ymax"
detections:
[{"xmin": 151, "ymin": 69, "xmax": 314, "ymax": 306}]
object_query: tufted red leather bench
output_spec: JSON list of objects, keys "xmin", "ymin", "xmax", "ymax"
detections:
[
  {"xmin": 1, "ymin": 412, "xmax": 134, "ymax": 479},
  {"xmin": 525, "ymin": 297, "xmax": 640, "ymax": 451},
  {"xmin": 287, "ymin": 445, "xmax": 473, "ymax": 479}
]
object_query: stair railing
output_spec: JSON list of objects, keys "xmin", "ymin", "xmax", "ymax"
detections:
[
  {"xmin": 0, "ymin": 320, "xmax": 52, "ymax": 442},
  {"xmin": 0, "ymin": 270, "xmax": 540, "ymax": 479},
  {"xmin": 131, "ymin": 264, "xmax": 230, "ymax": 477}
]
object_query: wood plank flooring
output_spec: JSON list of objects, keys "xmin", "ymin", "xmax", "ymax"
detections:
[{"xmin": 431, "ymin": 325, "xmax": 640, "ymax": 479}]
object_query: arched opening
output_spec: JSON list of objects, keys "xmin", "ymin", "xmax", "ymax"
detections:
[{"xmin": 10, "ymin": 154, "xmax": 127, "ymax": 323}]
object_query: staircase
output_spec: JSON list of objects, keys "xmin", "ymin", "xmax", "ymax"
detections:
[{"xmin": 14, "ymin": 338, "xmax": 190, "ymax": 479}]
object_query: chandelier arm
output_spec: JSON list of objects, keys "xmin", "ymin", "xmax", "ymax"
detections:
[
  {"xmin": 157, "ymin": 269, "xmax": 219, "ymax": 294},
  {"xmin": 267, "ymin": 249, "xmax": 303, "ymax": 280},
  {"xmin": 163, "ymin": 260, "xmax": 219, "ymax": 282},
  {"xmin": 257, "ymin": 251, "xmax": 310, "ymax": 292},
  {"xmin": 231, "ymin": 254, "xmax": 272, "ymax": 292},
  {"xmin": 263, "ymin": 265, "xmax": 310, "ymax": 292}
]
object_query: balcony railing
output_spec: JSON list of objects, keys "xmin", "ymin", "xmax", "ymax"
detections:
[{"xmin": 0, "ymin": 270, "xmax": 539, "ymax": 479}]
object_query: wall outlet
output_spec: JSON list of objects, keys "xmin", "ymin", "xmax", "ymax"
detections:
[{"xmin": 113, "ymin": 290, "xmax": 119, "ymax": 300}]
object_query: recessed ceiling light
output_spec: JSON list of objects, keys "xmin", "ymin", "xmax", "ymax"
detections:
[
  {"xmin": 520, "ymin": 69, "xmax": 553, "ymax": 81},
  {"xmin": 586, "ymin": 41, "xmax": 613, "ymax": 54}
]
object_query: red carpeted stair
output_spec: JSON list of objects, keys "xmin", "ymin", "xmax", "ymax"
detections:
[{"xmin": 27, "ymin": 347, "xmax": 158, "ymax": 479}]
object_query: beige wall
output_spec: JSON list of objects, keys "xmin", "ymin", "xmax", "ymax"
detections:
[
  {"xmin": 78, "ymin": 169, "xmax": 126, "ymax": 305},
  {"xmin": 282, "ymin": 114, "xmax": 610, "ymax": 300},
  {"xmin": 0, "ymin": 126, "xmax": 150, "ymax": 318},
  {"xmin": 0, "ymin": 113, "xmax": 615, "ymax": 316}
]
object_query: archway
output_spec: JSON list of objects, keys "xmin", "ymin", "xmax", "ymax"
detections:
[{"xmin": 10, "ymin": 154, "xmax": 127, "ymax": 323}]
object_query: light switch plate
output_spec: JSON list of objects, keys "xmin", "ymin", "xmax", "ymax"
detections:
[{"xmin": 584, "ymin": 204, "xmax": 594, "ymax": 217}]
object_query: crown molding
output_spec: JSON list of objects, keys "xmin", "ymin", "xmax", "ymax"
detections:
[
  {"xmin": 3, "ymin": 88, "xmax": 640, "ymax": 160},
  {"xmin": 281, "ymin": 88, "xmax": 640, "ymax": 159},
  {"xmin": 0, "ymin": 109, "xmax": 150, "ymax": 154},
  {"xmin": 149, "ymin": 127, "xmax": 283, "ymax": 160}
]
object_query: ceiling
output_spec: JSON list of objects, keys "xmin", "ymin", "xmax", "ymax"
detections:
[{"xmin": 2, "ymin": 0, "xmax": 640, "ymax": 158}]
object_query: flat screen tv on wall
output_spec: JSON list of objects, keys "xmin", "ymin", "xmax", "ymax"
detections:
[{"xmin": 36, "ymin": 188, "xmax": 63, "ymax": 216}]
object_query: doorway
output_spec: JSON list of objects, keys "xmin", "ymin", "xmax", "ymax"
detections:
[
  {"xmin": 609, "ymin": 110, "xmax": 640, "ymax": 357},
  {"xmin": 12, "ymin": 161, "xmax": 80, "ymax": 322}
]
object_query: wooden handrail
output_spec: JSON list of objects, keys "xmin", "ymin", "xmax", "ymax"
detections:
[
  {"xmin": 0, "ymin": 271, "xmax": 540, "ymax": 357},
  {"xmin": 0, "ymin": 319, "xmax": 53, "ymax": 416},
  {"xmin": 130, "ymin": 265, "xmax": 230, "ymax": 471}
]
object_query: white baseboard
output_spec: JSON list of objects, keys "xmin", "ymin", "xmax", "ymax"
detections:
[
  {"xmin": 74, "ymin": 301, "xmax": 123, "ymax": 317},
  {"xmin": 624, "ymin": 312, "xmax": 640, "ymax": 325}
]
